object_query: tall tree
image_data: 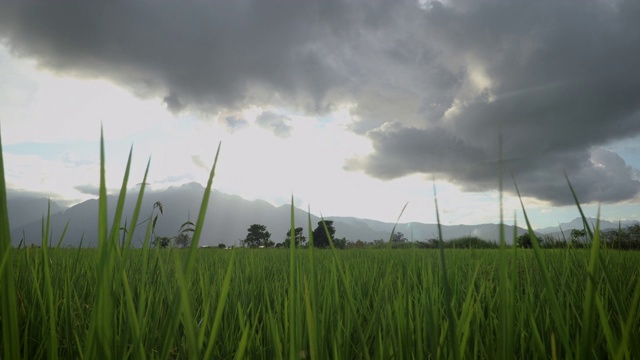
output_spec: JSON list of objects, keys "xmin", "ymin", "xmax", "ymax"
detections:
[
  {"xmin": 242, "ymin": 224, "xmax": 272, "ymax": 248},
  {"xmin": 284, "ymin": 227, "xmax": 306, "ymax": 247},
  {"xmin": 517, "ymin": 233, "xmax": 533, "ymax": 248},
  {"xmin": 312, "ymin": 220, "xmax": 336, "ymax": 248},
  {"xmin": 175, "ymin": 232, "xmax": 191, "ymax": 248},
  {"xmin": 570, "ymin": 229, "xmax": 587, "ymax": 245},
  {"xmin": 152, "ymin": 236, "xmax": 171, "ymax": 248},
  {"xmin": 391, "ymin": 231, "xmax": 407, "ymax": 243}
]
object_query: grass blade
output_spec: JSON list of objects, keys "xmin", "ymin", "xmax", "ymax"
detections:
[
  {"xmin": 124, "ymin": 158, "xmax": 151, "ymax": 250},
  {"xmin": 203, "ymin": 250, "xmax": 236, "ymax": 359},
  {"xmin": 512, "ymin": 175, "xmax": 571, "ymax": 355},
  {"xmin": 288, "ymin": 196, "xmax": 297, "ymax": 360},
  {"xmin": 433, "ymin": 182, "xmax": 460, "ymax": 360},
  {"xmin": 0, "ymin": 128, "xmax": 20, "ymax": 359},
  {"xmin": 185, "ymin": 142, "xmax": 221, "ymax": 274}
]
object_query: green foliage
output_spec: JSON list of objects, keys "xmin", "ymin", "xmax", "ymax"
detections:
[
  {"xmin": 391, "ymin": 231, "xmax": 407, "ymax": 243},
  {"xmin": 174, "ymin": 233, "xmax": 191, "ymax": 248},
  {"xmin": 5, "ymin": 246, "xmax": 640, "ymax": 358},
  {"xmin": 600, "ymin": 224, "xmax": 640, "ymax": 250},
  {"xmin": 283, "ymin": 226, "xmax": 306, "ymax": 247},
  {"xmin": 521, "ymin": 225, "xmax": 640, "ymax": 250},
  {"xmin": 241, "ymin": 224, "xmax": 273, "ymax": 248},
  {"xmin": 332, "ymin": 236, "xmax": 349, "ymax": 249},
  {"xmin": 151, "ymin": 236, "xmax": 172, "ymax": 248},
  {"xmin": 0, "ymin": 128, "xmax": 20, "ymax": 359},
  {"xmin": 447, "ymin": 236, "xmax": 498, "ymax": 249},
  {"xmin": 571, "ymin": 228, "xmax": 587, "ymax": 245},
  {"xmin": 312, "ymin": 220, "xmax": 336, "ymax": 248},
  {"xmin": 517, "ymin": 232, "xmax": 533, "ymax": 248}
]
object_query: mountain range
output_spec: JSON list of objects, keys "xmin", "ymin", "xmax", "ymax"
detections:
[{"xmin": 7, "ymin": 183, "xmax": 637, "ymax": 247}]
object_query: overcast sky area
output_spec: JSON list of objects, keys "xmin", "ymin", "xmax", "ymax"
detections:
[{"xmin": 1, "ymin": 0, "xmax": 640, "ymax": 228}]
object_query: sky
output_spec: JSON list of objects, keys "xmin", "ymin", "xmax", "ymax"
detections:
[{"xmin": 1, "ymin": 0, "xmax": 640, "ymax": 229}]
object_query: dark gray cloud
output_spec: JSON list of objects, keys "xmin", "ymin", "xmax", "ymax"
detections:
[
  {"xmin": 1, "ymin": 0, "xmax": 640, "ymax": 204},
  {"xmin": 345, "ymin": 125, "xmax": 640, "ymax": 204},
  {"xmin": 256, "ymin": 111, "xmax": 293, "ymax": 138},
  {"xmin": 163, "ymin": 93, "xmax": 186, "ymax": 113},
  {"xmin": 0, "ymin": 0, "xmax": 361, "ymax": 113},
  {"xmin": 347, "ymin": 0, "xmax": 640, "ymax": 205}
]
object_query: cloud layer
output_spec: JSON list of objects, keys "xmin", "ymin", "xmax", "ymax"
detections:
[{"xmin": 2, "ymin": 0, "xmax": 640, "ymax": 204}]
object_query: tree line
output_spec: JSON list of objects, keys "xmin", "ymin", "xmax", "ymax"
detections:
[
  {"xmin": 240, "ymin": 220, "xmax": 349, "ymax": 249},
  {"xmin": 517, "ymin": 224, "xmax": 640, "ymax": 250},
  {"xmin": 147, "ymin": 199, "xmax": 640, "ymax": 250},
  {"xmin": 242, "ymin": 222, "xmax": 640, "ymax": 251}
]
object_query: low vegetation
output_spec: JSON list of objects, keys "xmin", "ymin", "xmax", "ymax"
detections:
[{"xmin": 1, "ymin": 133, "xmax": 639, "ymax": 358}]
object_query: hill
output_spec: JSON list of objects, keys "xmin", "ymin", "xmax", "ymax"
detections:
[{"xmin": 11, "ymin": 183, "xmax": 535, "ymax": 247}]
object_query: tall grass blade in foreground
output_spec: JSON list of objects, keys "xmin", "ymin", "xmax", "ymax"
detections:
[
  {"xmin": 387, "ymin": 202, "xmax": 408, "ymax": 247},
  {"xmin": 305, "ymin": 206, "xmax": 320, "ymax": 359},
  {"xmin": 563, "ymin": 174, "xmax": 603, "ymax": 359},
  {"xmin": 564, "ymin": 172, "xmax": 595, "ymax": 241},
  {"xmin": 41, "ymin": 201, "xmax": 59, "ymax": 360},
  {"xmin": 84, "ymin": 128, "xmax": 128, "ymax": 358},
  {"xmin": 288, "ymin": 196, "xmax": 299, "ymax": 360},
  {"xmin": 513, "ymin": 175, "xmax": 572, "ymax": 357},
  {"xmin": 497, "ymin": 135, "xmax": 514, "ymax": 359},
  {"xmin": 176, "ymin": 142, "xmax": 221, "ymax": 356},
  {"xmin": 202, "ymin": 250, "xmax": 236, "ymax": 359},
  {"xmin": 0, "ymin": 129, "xmax": 20, "ymax": 359},
  {"xmin": 322, "ymin": 217, "xmax": 371, "ymax": 360},
  {"xmin": 185, "ymin": 142, "xmax": 221, "ymax": 273},
  {"xmin": 123, "ymin": 158, "xmax": 150, "ymax": 251},
  {"xmin": 433, "ymin": 182, "xmax": 460, "ymax": 360}
]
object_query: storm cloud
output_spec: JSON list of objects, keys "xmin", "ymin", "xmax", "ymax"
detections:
[{"xmin": 1, "ymin": 0, "xmax": 640, "ymax": 204}]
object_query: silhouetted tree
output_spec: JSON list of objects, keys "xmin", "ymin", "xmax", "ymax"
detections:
[
  {"xmin": 517, "ymin": 233, "xmax": 533, "ymax": 248},
  {"xmin": 152, "ymin": 236, "xmax": 171, "ymax": 248},
  {"xmin": 333, "ymin": 237, "xmax": 349, "ymax": 249},
  {"xmin": 391, "ymin": 231, "xmax": 407, "ymax": 243},
  {"xmin": 241, "ymin": 224, "xmax": 272, "ymax": 248},
  {"xmin": 284, "ymin": 227, "xmax": 306, "ymax": 247},
  {"xmin": 570, "ymin": 229, "xmax": 587, "ymax": 247},
  {"xmin": 175, "ymin": 232, "xmax": 191, "ymax": 248},
  {"xmin": 426, "ymin": 238, "xmax": 441, "ymax": 248},
  {"xmin": 312, "ymin": 220, "xmax": 336, "ymax": 248}
]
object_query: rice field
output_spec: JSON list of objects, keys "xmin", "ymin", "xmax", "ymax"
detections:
[
  {"xmin": 1, "ymin": 133, "xmax": 640, "ymax": 359},
  {"xmin": 2, "ymin": 246, "xmax": 639, "ymax": 359}
]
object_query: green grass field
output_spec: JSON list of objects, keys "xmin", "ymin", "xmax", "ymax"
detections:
[
  {"xmin": 2, "ymin": 132, "xmax": 640, "ymax": 359},
  {"xmin": 4, "ymin": 247, "xmax": 640, "ymax": 359}
]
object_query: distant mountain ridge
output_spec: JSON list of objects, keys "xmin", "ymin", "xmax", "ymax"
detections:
[
  {"xmin": 536, "ymin": 217, "xmax": 639, "ymax": 234},
  {"xmin": 7, "ymin": 195, "xmax": 66, "ymax": 229},
  {"xmin": 9, "ymin": 183, "xmax": 634, "ymax": 247},
  {"xmin": 535, "ymin": 217, "xmax": 639, "ymax": 240}
]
